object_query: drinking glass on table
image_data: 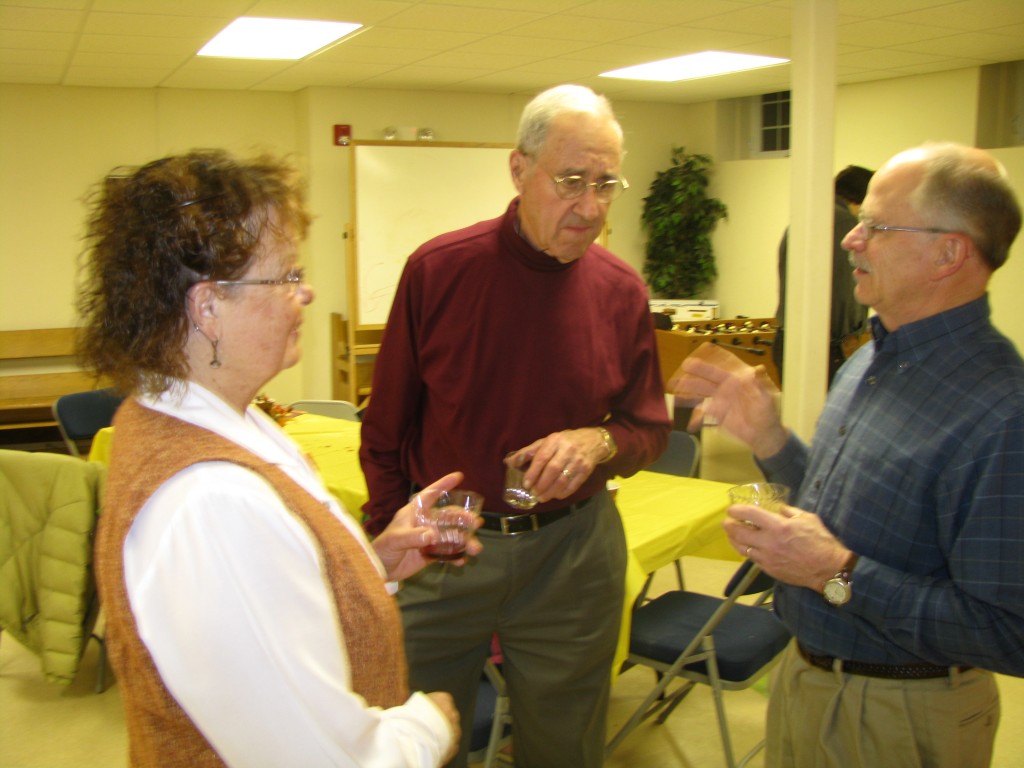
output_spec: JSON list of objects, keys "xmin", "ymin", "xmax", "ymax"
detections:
[{"xmin": 414, "ymin": 489, "xmax": 483, "ymax": 560}]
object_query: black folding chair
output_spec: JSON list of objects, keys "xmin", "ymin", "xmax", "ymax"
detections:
[
  {"xmin": 607, "ymin": 560, "xmax": 791, "ymax": 767},
  {"xmin": 52, "ymin": 388, "xmax": 123, "ymax": 458}
]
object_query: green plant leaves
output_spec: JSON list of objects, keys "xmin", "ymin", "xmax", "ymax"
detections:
[{"xmin": 642, "ymin": 147, "xmax": 728, "ymax": 298}]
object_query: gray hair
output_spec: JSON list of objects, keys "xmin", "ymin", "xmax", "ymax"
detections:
[
  {"xmin": 909, "ymin": 143, "xmax": 1021, "ymax": 271},
  {"xmin": 516, "ymin": 84, "xmax": 623, "ymax": 156}
]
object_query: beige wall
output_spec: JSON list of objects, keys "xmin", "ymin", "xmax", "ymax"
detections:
[
  {"xmin": 709, "ymin": 67, "xmax": 1024, "ymax": 353},
  {"xmin": 0, "ymin": 84, "xmax": 306, "ymax": 397},
  {"xmin": 2, "ymin": 68, "xmax": 1023, "ymax": 405}
]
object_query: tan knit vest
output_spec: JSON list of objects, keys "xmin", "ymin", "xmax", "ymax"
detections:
[{"xmin": 95, "ymin": 400, "xmax": 409, "ymax": 767}]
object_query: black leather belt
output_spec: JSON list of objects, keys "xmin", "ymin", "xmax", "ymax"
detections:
[
  {"xmin": 798, "ymin": 643, "xmax": 972, "ymax": 680},
  {"xmin": 481, "ymin": 503, "xmax": 580, "ymax": 535}
]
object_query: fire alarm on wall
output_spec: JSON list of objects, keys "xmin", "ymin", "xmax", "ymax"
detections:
[{"xmin": 333, "ymin": 124, "xmax": 352, "ymax": 146}]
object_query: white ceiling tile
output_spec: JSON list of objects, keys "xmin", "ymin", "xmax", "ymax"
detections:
[
  {"xmin": 891, "ymin": 0, "xmax": 1024, "ymax": 31},
  {"xmin": 509, "ymin": 15, "xmax": 664, "ymax": 43},
  {"xmin": 313, "ymin": 43, "xmax": 428, "ymax": 66},
  {"xmin": 76, "ymin": 32, "xmax": 201, "ymax": 56},
  {"xmin": 412, "ymin": 50, "xmax": 545, "ymax": 71},
  {"xmin": 83, "ymin": 11, "xmax": 228, "ymax": 38},
  {"xmin": 361, "ymin": 63, "xmax": 493, "ymax": 87},
  {"xmin": 379, "ymin": 4, "xmax": 543, "ymax": 34},
  {"xmin": 838, "ymin": 48, "xmax": 946, "ymax": 70},
  {"xmin": 618, "ymin": 27, "xmax": 771, "ymax": 53},
  {"xmin": 894, "ymin": 31, "xmax": 1024, "ymax": 61},
  {"xmin": 0, "ymin": 1, "xmax": 89, "ymax": 9},
  {"xmin": 0, "ymin": 27, "xmax": 75, "ymax": 50},
  {"xmin": 343, "ymin": 26, "xmax": 485, "ymax": 51},
  {"xmin": 245, "ymin": 0, "xmax": 413, "ymax": 24},
  {"xmin": 0, "ymin": 5, "xmax": 81, "ymax": 32},
  {"xmin": 0, "ymin": 0, "xmax": 1020, "ymax": 104},
  {"xmin": 573, "ymin": 0, "xmax": 762, "ymax": 26},
  {"xmin": 92, "ymin": 0, "xmax": 245, "ymax": 15},
  {"xmin": 838, "ymin": 18, "xmax": 970, "ymax": 47},
  {"xmin": 683, "ymin": 4, "xmax": 793, "ymax": 37},
  {"xmin": 63, "ymin": 65, "xmax": 168, "ymax": 87},
  {"xmin": 69, "ymin": 49, "xmax": 188, "ymax": 69},
  {"xmin": 455, "ymin": 35, "xmax": 595, "ymax": 58},
  {"xmin": 0, "ymin": 61, "xmax": 64, "ymax": 82}
]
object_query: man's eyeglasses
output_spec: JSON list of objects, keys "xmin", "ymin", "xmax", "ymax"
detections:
[
  {"xmin": 857, "ymin": 214, "xmax": 956, "ymax": 241},
  {"xmin": 550, "ymin": 173, "xmax": 629, "ymax": 203},
  {"xmin": 211, "ymin": 267, "xmax": 306, "ymax": 290}
]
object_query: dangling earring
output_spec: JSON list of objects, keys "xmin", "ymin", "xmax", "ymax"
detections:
[{"xmin": 193, "ymin": 323, "xmax": 221, "ymax": 369}]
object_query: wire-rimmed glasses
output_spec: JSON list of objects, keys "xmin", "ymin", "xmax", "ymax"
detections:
[
  {"xmin": 550, "ymin": 173, "xmax": 629, "ymax": 203},
  {"xmin": 211, "ymin": 267, "xmax": 306, "ymax": 290},
  {"xmin": 856, "ymin": 214, "xmax": 956, "ymax": 241}
]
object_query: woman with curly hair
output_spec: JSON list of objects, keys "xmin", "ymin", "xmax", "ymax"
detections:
[{"xmin": 81, "ymin": 149, "xmax": 476, "ymax": 767}]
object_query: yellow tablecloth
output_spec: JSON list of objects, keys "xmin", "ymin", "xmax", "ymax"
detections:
[
  {"xmin": 283, "ymin": 415, "xmax": 367, "ymax": 520},
  {"xmin": 90, "ymin": 414, "xmax": 737, "ymax": 671},
  {"xmin": 613, "ymin": 471, "xmax": 736, "ymax": 670},
  {"xmin": 89, "ymin": 413, "xmax": 367, "ymax": 519}
]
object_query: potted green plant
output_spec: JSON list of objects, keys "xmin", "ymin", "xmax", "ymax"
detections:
[{"xmin": 642, "ymin": 147, "xmax": 728, "ymax": 298}]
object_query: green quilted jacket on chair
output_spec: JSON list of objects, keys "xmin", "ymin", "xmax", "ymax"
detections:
[{"xmin": 0, "ymin": 449, "xmax": 105, "ymax": 684}]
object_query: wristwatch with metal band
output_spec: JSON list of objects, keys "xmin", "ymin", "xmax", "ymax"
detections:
[
  {"xmin": 823, "ymin": 554, "xmax": 858, "ymax": 606},
  {"xmin": 597, "ymin": 426, "xmax": 617, "ymax": 463}
]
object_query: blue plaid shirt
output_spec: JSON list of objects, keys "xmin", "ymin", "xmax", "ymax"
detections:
[{"xmin": 762, "ymin": 295, "xmax": 1024, "ymax": 674}]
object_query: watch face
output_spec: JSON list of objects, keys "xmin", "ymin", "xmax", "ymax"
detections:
[{"xmin": 824, "ymin": 578, "xmax": 851, "ymax": 606}]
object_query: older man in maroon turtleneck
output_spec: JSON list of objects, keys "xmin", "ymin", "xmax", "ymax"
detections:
[{"xmin": 360, "ymin": 84, "xmax": 670, "ymax": 768}]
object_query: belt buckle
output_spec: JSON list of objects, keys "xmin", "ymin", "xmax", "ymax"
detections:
[{"xmin": 500, "ymin": 513, "xmax": 540, "ymax": 536}]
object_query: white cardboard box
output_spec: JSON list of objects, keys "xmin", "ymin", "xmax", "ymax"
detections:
[{"xmin": 649, "ymin": 299, "xmax": 720, "ymax": 322}]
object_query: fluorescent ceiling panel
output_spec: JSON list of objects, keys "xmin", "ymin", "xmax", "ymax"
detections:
[
  {"xmin": 601, "ymin": 51, "xmax": 788, "ymax": 82},
  {"xmin": 198, "ymin": 17, "xmax": 362, "ymax": 60}
]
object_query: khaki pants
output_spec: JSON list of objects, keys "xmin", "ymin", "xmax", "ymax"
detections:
[
  {"xmin": 766, "ymin": 641, "xmax": 1000, "ymax": 768},
  {"xmin": 399, "ymin": 492, "xmax": 626, "ymax": 768}
]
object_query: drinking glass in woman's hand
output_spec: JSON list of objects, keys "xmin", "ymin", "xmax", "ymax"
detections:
[{"xmin": 414, "ymin": 489, "xmax": 483, "ymax": 560}]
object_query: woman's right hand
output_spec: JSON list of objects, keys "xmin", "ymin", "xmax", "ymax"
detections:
[
  {"xmin": 371, "ymin": 472, "xmax": 484, "ymax": 582},
  {"xmin": 426, "ymin": 691, "xmax": 461, "ymax": 764}
]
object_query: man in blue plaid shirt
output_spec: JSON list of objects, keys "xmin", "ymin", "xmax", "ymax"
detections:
[{"xmin": 672, "ymin": 143, "xmax": 1023, "ymax": 768}]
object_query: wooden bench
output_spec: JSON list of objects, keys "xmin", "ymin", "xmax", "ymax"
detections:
[{"xmin": 0, "ymin": 328, "xmax": 105, "ymax": 431}]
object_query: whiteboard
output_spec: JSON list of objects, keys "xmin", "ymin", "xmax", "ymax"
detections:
[{"xmin": 351, "ymin": 142, "xmax": 515, "ymax": 327}]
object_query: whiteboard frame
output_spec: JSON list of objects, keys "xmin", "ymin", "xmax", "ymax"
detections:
[{"xmin": 345, "ymin": 140, "xmax": 515, "ymax": 331}]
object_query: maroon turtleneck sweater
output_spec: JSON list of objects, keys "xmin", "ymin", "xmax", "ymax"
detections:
[{"xmin": 359, "ymin": 198, "xmax": 669, "ymax": 535}]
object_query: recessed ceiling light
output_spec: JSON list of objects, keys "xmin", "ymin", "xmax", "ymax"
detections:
[
  {"xmin": 198, "ymin": 17, "xmax": 362, "ymax": 60},
  {"xmin": 600, "ymin": 51, "xmax": 788, "ymax": 82}
]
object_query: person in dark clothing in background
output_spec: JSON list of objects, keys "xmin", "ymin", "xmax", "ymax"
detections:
[{"xmin": 773, "ymin": 165, "xmax": 874, "ymax": 387}]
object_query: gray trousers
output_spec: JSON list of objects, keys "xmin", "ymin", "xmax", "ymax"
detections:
[{"xmin": 398, "ymin": 491, "xmax": 626, "ymax": 768}]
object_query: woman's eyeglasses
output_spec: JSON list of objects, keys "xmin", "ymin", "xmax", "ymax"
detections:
[{"xmin": 210, "ymin": 267, "xmax": 306, "ymax": 290}]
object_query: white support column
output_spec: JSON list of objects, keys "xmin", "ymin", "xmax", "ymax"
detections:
[{"xmin": 782, "ymin": 0, "xmax": 838, "ymax": 441}]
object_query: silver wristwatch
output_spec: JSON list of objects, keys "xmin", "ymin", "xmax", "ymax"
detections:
[{"xmin": 823, "ymin": 555, "xmax": 858, "ymax": 606}]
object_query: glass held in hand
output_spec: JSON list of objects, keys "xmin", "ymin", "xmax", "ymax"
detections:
[
  {"xmin": 414, "ymin": 489, "xmax": 483, "ymax": 560},
  {"xmin": 727, "ymin": 482, "xmax": 791, "ymax": 513},
  {"xmin": 503, "ymin": 454, "xmax": 538, "ymax": 510}
]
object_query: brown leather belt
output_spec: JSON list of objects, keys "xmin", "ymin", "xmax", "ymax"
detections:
[
  {"xmin": 481, "ymin": 503, "xmax": 580, "ymax": 535},
  {"xmin": 798, "ymin": 643, "xmax": 972, "ymax": 680}
]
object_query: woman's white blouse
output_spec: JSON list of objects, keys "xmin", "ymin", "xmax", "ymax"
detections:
[{"xmin": 123, "ymin": 383, "xmax": 450, "ymax": 767}]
